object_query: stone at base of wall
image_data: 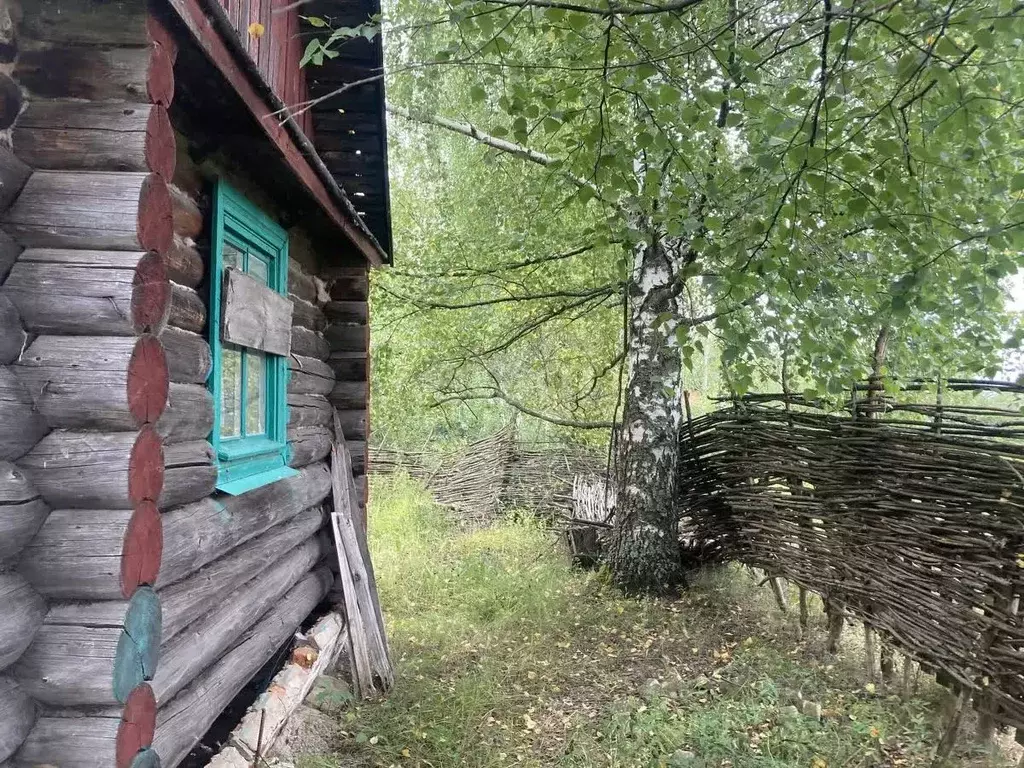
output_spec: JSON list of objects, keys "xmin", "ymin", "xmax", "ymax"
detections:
[{"xmin": 208, "ymin": 611, "xmax": 349, "ymax": 766}]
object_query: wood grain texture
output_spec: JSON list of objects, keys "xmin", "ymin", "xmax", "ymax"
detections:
[
  {"xmin": 329, "ymin": 268, "xmax": 369, "ymax": 301},
  {"xmin": 14, "ymin": 713, "xmax": 120, "ymax": 768},
  {"xmin": 0, "ymin": 366, "xmax": 48, "ymax": 462},
  {"xmin": 0, "ymin": 675, "xmax": 35, "ymax": 763},
  {"xmin": 121, "ymin": 501, "xmax": 162, "ymax": 598},
  {"xmin": 290, "ymin": 295, "xmax": 327, "ymax": 333},
  {"xmin": 0, "ymin": 295, "xmax": 25, "ymax": 366},
  {"xmin": 0, "ymin": 463, "xmax": 49, "ymax": 569},
  {"xmin": 155, "ymin": 383, "xmax": 214, "ymax": 444},
  {"xmin": 153, "ymin": 535, "xmax": 326, "ymax": 704},
  {"xmin": 20, "ymin": 0, "xmax": 160, "ymax": 46},
  {"xmin": 152, "ymin": 567, "xmax": 333, "ymax": 766},
  {"xmin": 288, "ymin": 354, "xmax": 334, "ymax": 396},
  {"xmin": 164, "ymin": 236, "xmax": 203, "ymax": 288},
  {"xmin": 325, "ymin": 323, "xmax": 368, "ymax": 352},
  {"xmin": 15, "ymin": 335, "xmax": 169, "ymax": 430},
  {"xmin": 1, "ymin": 249, "xmax": 171, "ymax": 336},
  {"xmin": 288, "ymin": 425, "xmax": 333, "ymax": 468},
  {"xmin": 169, "ymin": 185, "xmax": 202, "ymax": 240},
  {"xmin": 221, "ymin": 268, "xmax": 293, "ymax": 356},
  {"xmin": 14, "ymin": 101, "xmax": 175, "ymax": 178},
  {"xmin": 0, "ymin": 148, "xmax": 30, "ymax": 214},
  {"xmin": 160, "ymin": 440, "xmax": 215, "ymax": 510},
  {"xmin": 17, "ymin": 427, "xmax": 165, "ymax": 510},
  {"xmin": 288, "ymin": 393, "xmax": 332, "ymax": 428},
  {"xmin": 157, "ymin": 462, "xmax": 331, "ymax": 589},
  {"xmin": 329, "ymin": 351, "xmax": 368, "ymax": 382},
  {"xmin": 335, "ymin": 409, "xmax": 368, "ymax": 441},
  {"xmin": 289, "ymin": 326, "xmax": 330, "ymax": 361},
  {"xmin": 42, "ymin": 506, "xmax": 324, "ymax": 642},
  {"xmin": 15, "ymin": 43, "xmax": 173, "ymax": 105},
  {"xmin": 19, "ymin": 508, "xmax": 135, "ymax": 599},
  {"xmin": 287, "ymin": 260, "xmax": 317, "ymax": 304},
  {"xmin": 3, "ymin": 171, "xmax": 173, "ymax": 253},
  {"xmin": 329, "ymin": 380, "xmax": 367, "ymax": 410},
  {"xmin": 0, "ymin": 574, "xmax": 46, "ymax": 673},
  {"xmin": 324, "ymin": 300, "xmax": 368, "ymax": 324},
  {"xmin": 159, "ymin": 326, "xmax": 211, "ymax": 385},
  {"xmin": 167, "ymin": 283, "xmax": 205, "ymax": 334},
  {"xmin": 0, "ymin": 231, "xmax": 20, "ymax": 284},
  {"xmin": 112, "ymin": 587, "xmax": 161, "ymax": 704}
]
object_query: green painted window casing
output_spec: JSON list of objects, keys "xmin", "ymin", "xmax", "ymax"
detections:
[{"xmin": 208, "ymin": 180, "xmax": 298, "ymax": 494}]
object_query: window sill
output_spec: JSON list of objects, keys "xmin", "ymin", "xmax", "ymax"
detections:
[
  {"xmin": 217, "ymin": 464, "xmax": 300, "ymax": 496},
  {"xmin": 218, "ymin": 436, "xmax": 282, "ymax": 462}
]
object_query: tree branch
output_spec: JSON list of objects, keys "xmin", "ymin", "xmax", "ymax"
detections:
[
  {"xmin": 479, "ymin": 0, "xmax": 709, "ymax": 16},
  {"xmin": 434, "ymin": 386, "xmax": 614, "ymax": 429}
]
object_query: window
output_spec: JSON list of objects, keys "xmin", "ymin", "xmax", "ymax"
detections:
[{"xmin": 208, "ymin": 181, "xmax": 297, "ymax": 494}]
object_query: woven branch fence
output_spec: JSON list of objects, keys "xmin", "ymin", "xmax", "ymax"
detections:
[
  {"xmin": 371, "ymin": 426, "xmax": 610, "ymax": 525},
  {"xmin": 680, "ymin": 379, "xmax": 1024, "ymax": 734}
]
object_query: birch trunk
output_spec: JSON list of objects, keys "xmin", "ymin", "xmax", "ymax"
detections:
[{"xmin": 608, "ymin": 235, "xmax": 684, "ymax": 593}]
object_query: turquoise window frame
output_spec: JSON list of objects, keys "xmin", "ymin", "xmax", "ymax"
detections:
[{"xmin": 208, "ymin": 180, "xmax": 298, "ymax": 495}]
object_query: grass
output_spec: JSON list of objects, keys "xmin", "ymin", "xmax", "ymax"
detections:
[{"xmin": 297, "ymin": 474, "xmax": 1015, "ymax": 768}]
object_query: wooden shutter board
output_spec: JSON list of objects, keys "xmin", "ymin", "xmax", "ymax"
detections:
[{"xmin": 221, "ymin": 267, "xmax": 293, "ymax": 356}]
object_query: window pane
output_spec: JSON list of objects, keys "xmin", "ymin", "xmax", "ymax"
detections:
[
  {"xmin": 248, "ymin": 255, "xmax": 269, "ymax": 285},
  {"xmin": 221, "ymin": 346, "xmax": 242, "ymax": 438},
  {"xmin": 223, "ymin": 242, "xmax": 244, "ymax": 270},
  {"xmin": 245, "ymin": 349, "xmax": 266, "ymax": 436}
]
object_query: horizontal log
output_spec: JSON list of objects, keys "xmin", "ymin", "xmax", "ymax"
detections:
[
  {"xmin": 0, "ymin": 675, "xmax": 35, "ymax": 763},
  {"xmin": 336, "ymin": 409, "xmax": 368, "ymax": 441},
  {"xmin": 329, "ymin": 268, "xmax": 369, "ymax": 301},
  {"xmin": 153, "ymin": 535, "xmax": 326, "ymax": 704},
  {"xmin": 0, "ymin": 74, "xmax": 22, "ymax": 131},
  {"xmin": 329, "ymin": 351, "xmax": 368, "ymax": 382},
  {"xmin": 289, "ymin": 326, "xmax": 330, "ymax": 360},
  {"xmin": 0, "ymin": 147, "xmax": 30, "ymax": 213},
  {"xmin": 290, "ymin": 295, "xmax": 327, "ymax": 333},
  {"xmin": 155, "ymin": 384, "xmax": 214, "ymax": 444},
  {"xmin": 1, "ymin": 249, "xmax": 171, "ymax": 336},
  {"xmin": 15, "ymin": 335, "xmax": 169, "ymax": 429},
  {"xmin": 15, "ymin": 586, "xmax": 160, "ymax": 707},
  {"xmin": 160, "ymin": 327, "xmax": 211, "ymax": 385},
  {"xmin": 0, "ymin": 463, "xmax": 49, "ymax": 568},
  {"xmin": 287, "ymin": 261, "xmax": 318, "ymax": 304},
  {"xmin": 325, "ymin": 323, "xmax": 369, "ymax": 352},
  {"xmin": 20, "ymin": 0, "xmax": 174, "ymax": 49},
  {"xmin": 329, "ymin": 380, "xmax": 367, "ymax": 410},
  {"xmin": 13, "ymin": 101, "xmax": 175, "ymax": 178},
  {"xmin": 0, "ymin": 574, "xmax": 46, "ymax": 673},
  {"xmin": 164, "ymin": 236, "xmax": 203, "ymax": 289},
  {"xmin": 288, "ymin": 354, "xmax": 334, "ymax": 396},
  {"xmin": 288, "ymin": 426, "xmax": 332, "ymax": 468},
  {"xmin": 324, "ymin": 300, "xmax": 368, "ymax": 324},
  {"xmin": 20, "ymin": 500, "xmax": 161, "ymax": 600},
  {"xmin": 222, "ymin": 268, "xmax": 292, "ymax": 356},
  {"xmin": 13, "ymin": 714, "xmax": 132, "ymax": 768},
  {"xmin": 169, "ymin": 185, "xmax": 202, "ymax": 241},
  {"xmin": 152, "ymin": 568, "xmax": 333, "ymax": 766},
  {"xmin": 0, "ymin": 295, "xmax": 25, "ymax": 366},
  {"xmin": 157, "ymin": 462, "xmax": 331, "ymax": 589},
  {"xmin": 3, "ymin": 171, "xmax": 173, "ymax": 252},
  {"xmin": 15, "ymin": 42, "xmax": 173, "ymax": 105},
  {"xmin": 350, "ymin": 440, "xmax": 367, "ymax": 475},
  {"xmin": 167, "ymin": 283, "xmax": 205, "ymax": 334},
  {"xmin": 288, "ymin": 394, "xmax": 332, "ymax": 428},
  {"xmin": 0, "ymin": 230, "xmax": 19, "ymax": 283},
  {"xmin": 18, "ymin": 427, "xmax": 164, "ymax": 509},
  {"xmin": 160, "ymin": 440, "xmax": 215, "ymax": 510},
  {"xmin": 43, "ymin": 506, "xmax": 324, "ymax": 642},
  {"xmin": 0, "ymin": 366, "xmax": 48, "ymax": 462}
]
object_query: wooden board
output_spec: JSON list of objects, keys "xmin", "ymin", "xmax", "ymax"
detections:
[{"xmin": 221, "ymin": 267, "xmax": 292, "ymax": 356}]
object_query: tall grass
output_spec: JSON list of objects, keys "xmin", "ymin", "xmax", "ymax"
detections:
[{"xmin": 299, "ymin": 474, "xmax": 1012, "ymax": 768}]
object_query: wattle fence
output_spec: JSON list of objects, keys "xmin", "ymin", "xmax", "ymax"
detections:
[{"xmin": 680, "ymin": 379, "xmax": 1024, "ymax": 733}]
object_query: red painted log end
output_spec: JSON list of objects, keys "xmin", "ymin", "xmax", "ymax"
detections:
[
  {"xmin": 127, "ymin": 334, "xmax": 170, "ymax": 426},
  {"xmin": 128, "ymin": 426, "xmax": 165, "ymax": 505},
  {"xmin": 120, "ymin": 500, "xmax": 163, "ymax": 598},
  {"xmin": 138, "ymin": 173, "xmax": 173, "ymax": 254},
  {"xmin": 145, "ymin": 105, "xmax": 176, "ymax": 180},
  {"xmin": 116, "ymin": 683, "xmax": 157, "ymax": 768}
]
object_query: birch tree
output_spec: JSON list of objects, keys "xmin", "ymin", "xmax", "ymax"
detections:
[{"xmin": 306, "ymin": 0, "xmax": 1024, "ymax": 591}]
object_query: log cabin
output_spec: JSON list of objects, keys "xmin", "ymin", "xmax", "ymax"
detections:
[{"xmin": 0, "ymin": 0, "xmax": 389, "ymax": 765}]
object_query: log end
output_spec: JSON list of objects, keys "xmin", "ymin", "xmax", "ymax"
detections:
[
  {"xmin": 113, "ymin": 587, "xmax": 161, "ymax": 703},
  {"xmin": 128, "ymin": 335, "xmax": 170, "ymax": 427},
  {"xmin": 138, "ymin": 174, "xmax": 173, "ymax": 254},
  {"xmin": 146, "ymin": 44, "xmax": 174, "ymax": 107},
  {"xmin": 132, "ymin": 254, "xmax": 172, "ymax": 334},
  {"xmin": 121, "ymin": 500, "xmax": 163, "ymax": 598},
  {"xmin": 117, "ymin": 683, "xmax": 157, "ymax": 768}
]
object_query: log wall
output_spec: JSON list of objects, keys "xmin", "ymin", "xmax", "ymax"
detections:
[{"xmin": 0, "ymin": 3, "xmax": 364, "ymax": 765}]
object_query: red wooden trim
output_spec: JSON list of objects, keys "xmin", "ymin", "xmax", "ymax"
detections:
[{"xmin": 166, "ymin": 0, "xmax": 384, "ymax": 266}]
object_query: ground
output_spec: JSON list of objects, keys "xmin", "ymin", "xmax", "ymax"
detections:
[{"xmin": 281, "ymin": 475, "xmax": 1017, "ymax": 768}]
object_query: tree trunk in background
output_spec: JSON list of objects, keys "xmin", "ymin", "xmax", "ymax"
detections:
[{"xmin": 609, "ymin": 236, "xmax": 683, "ymax": 593}]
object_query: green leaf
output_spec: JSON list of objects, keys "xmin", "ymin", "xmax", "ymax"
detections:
[
  {"xmin": 1011, "ymin": 173, "xmax": 1024, "ymax": 193},
  {"xmin": 299, "ymin": 39, "xmax": 321, "ymax": 68},
  {"xmin": 470, "ymin": 85, "xmax": 487, "ymax": 103},
  {"xmin": 303, "ymin": 15, "xmax": 327, "ymax": 27}
]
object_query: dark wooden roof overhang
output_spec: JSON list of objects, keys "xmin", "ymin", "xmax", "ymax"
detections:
[
  {"xmin": 162, "ymin": 0, "xmax": 389, "ymax": 266},
  {"xmin": 301, "ymin": 0, "xmax": 393, "ymax": 259}
]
